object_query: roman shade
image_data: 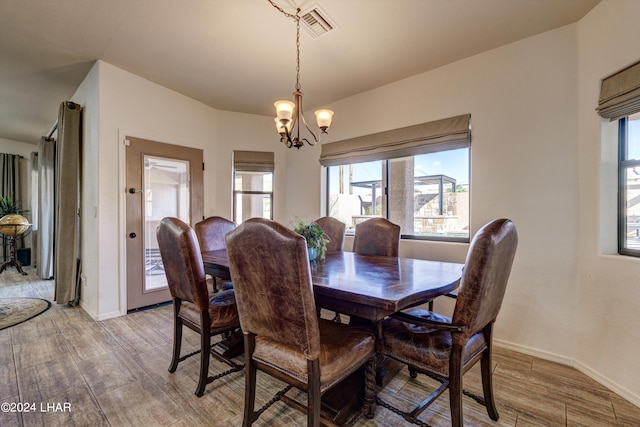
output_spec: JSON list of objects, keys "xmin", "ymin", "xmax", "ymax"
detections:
[
  {"xmin": 319, "ymin": 114, "xmax": 471, "ymax": 167},
  {"xmin": 233, "ymin": 150, "xmax": 274, "ymax": 172},
  {"xmin": 597, "ymin": 60, "xmax": 640, "ymax": 121}
]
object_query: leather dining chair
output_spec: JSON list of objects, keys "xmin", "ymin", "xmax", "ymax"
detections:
[
  {"xmin": 225, "ymin": 218, "xmax": 377, "ymax": 427},
  {"xmin": 195, "ymin": 216, "xmax": 236, "ymax": 292},
  {"xmin": 314, "ymin": 216, "xmax": 346, "ymax": 252},
  {"xmin": 352, "ymin": 217, "xmax": 400, "ymax": 257},
  {"xmin": 379, "ymin": 218, "xmax": 518, "ymax": 426},
  {"xmin": 156, "ymin": 217, "xmax": 243, "ymax": 397}
]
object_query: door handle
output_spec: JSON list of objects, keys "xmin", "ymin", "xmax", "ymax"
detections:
[
  {"xmin": 129, "ymin": 232, "xmax": 137, "ymax": 238},
  {"xmin": 128, "ymin": 188, "xmax": 143, "ymax": 194}
]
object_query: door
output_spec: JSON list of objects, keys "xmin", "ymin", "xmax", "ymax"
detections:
[{"xmin": 126, "ymin": 137, "xmax": 203, "ymax": 310}]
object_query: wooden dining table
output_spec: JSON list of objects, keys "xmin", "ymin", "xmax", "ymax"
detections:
[
  {"xmin": 201, "ymin": 248, "xmax": 464, "ymax": 425},
  {"xmin": 201, "ymin": 249, "xmax": 463, "ymax": 321}
]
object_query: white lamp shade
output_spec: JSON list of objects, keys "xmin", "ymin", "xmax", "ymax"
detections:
[
  {"xmin": 315, "ymin": 109, "xmax": 334, "ymax": 129},
  {"xmin": 274, "ymin": 117, "xmax": 291, "ymax": 134},
  {"xmin": 274, "ymin": 100, "xmax": 295, "ymax": 122}
]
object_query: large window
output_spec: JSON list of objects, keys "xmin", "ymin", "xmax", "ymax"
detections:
[
  {"xmin": 322, "ymin": 115, "xmax": 471, "ymax": 242},
  {"xmin": 619, "ymin": 113, "xmax": 640, "ymax": 255},
  {"xmin": 233, "ymin": 151, "xmax": 274, "ymax": 223}
]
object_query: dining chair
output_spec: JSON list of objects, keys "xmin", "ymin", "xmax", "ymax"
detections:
[
  {"xmin": 378, "ymin": 218, "xmax": 518, "ymax": 426},
  {"xmin": 156, "ymin": 217, "xmax": 243, "ymax": 397},
  {"xmin": 314, "ymin": 216, "xmax": 346, "ymax": 252},
  {"xmin": 195, "ymin": 216, "xmax": 236, "ymax": 292},
  {"xmin": 225, "ymin": 218, "xmax": 377, "ymax": 427},
  {"xmin": 352, "ymin": 217, "xmax": 400, "ymax": 257}
]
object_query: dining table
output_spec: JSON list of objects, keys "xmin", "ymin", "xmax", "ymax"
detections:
[{"xmin": 201, "ymin": 248, "xmax": 464, "ymax": 425}]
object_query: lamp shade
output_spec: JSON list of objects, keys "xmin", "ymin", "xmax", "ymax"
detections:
[
  {"xmin": 274, "ymin": 117, "xmax": 291, "ymax": 135},
  {"xmin": 315, "ymin": 109, "xmax": 334, "ymax": 130},
  {"xmin": 274, "ymin": 100, "xmax": 295, "ymax": 122}
]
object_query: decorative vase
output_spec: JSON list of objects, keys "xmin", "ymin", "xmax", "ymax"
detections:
[{"xmin": 307, "ymin": 247, "xmax": 318, "ymax": 262}]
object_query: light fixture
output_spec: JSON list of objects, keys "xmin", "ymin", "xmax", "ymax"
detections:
[{"xmin": 268, "ymin": 0, "xmax": 334, "ymax": 149}]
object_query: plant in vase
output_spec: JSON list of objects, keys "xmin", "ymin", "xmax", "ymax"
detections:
[{"xmin": 292, "ymin": 219, "xmax": 329, "ymax": 261}]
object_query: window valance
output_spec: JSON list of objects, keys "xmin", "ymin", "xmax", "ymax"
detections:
[
  {"xmin": 318, "ymin": 114, "xmax": 471, "ymax": 167},
  {"xmin": 597, "ymin": 60, "xmax": 640, "ymax": 121},
  {"xmin": 233, "ymin": 150, "xmax": 274, "ymax": 172}
]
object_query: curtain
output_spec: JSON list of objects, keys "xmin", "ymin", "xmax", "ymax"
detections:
[
  {"xmin": 597, "ymin": 59, "xmax": 640, "ymax": 120},
  {"xmin": 29, "ymin": 152, "xmax": 39, "ymax": 270},
  {"xmin": 37, "ymin": 138, "xmax": 55, "ymax": 279},
  {"xmin": 233, "ymin": 150, "xmax": 275, "ymax": 172},
  {"xmin": 0, "ymin": 153, "xmax": 24, "ymax": 259},
  {"xmin": 54, "ymin": 101, "xmax": 82, "ymax": 305},
  {"xmin": 319, "ymin": 114, "xmax": 471, "ymax": 167}
]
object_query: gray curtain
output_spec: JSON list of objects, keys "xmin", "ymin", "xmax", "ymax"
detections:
[
  {"xmin": 37, "ymin": 139, "xmax": 55, "ymax": 279},
  {"xmin": 54, "ymin": 101, "xmax": 82, "ymax": 305},
  {"xmin": 1, "ymin": 153, "xmax": 24, "ymax": 259},
  {"xmin": 29, "ymin": 152, "xmax": 39, "ymax": 270}
]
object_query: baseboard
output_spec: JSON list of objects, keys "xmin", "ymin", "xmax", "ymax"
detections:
[
  {"xmin": 495, "ymin": 339, "xmax": 640, "ymax": 408},
  {"xmin": 78, "ymin": 300, "xmax": 121, "ymax": 321}
]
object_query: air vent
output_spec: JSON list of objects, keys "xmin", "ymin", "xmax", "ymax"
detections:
[{"xmin": 300, "ymin": 4, "xmax": 337, "ymax": 38}]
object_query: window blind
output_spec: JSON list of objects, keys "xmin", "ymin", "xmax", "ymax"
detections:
[
  {"xmin": 597, "ymin": 60, "xmax": 640, "ymax": 121},
  {"xmin": 233, "ymin": 150, "xmax": 274, "ymax": 172},
  {"xmin": 319, "ymin": 114, "xmax": 471, "ymax": 167}
]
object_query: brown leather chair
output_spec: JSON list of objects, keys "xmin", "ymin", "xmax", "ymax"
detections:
[
  {"xmin": 352, "ymin": 217, "xmax": 400, "ymax": 257},
  {"xmin": 195, "ymin": 216, "xmax": 236, "ymax": 292},
  {"xmin": 156, "ymin": 217, "xmax": 243, "ymax": 397},
  {"xmin": 314, "ymin": 216, "xmax": 345, "ymax": 252},
  {"xmin": 379, "ymin": 218, "xmax": 518, "ymax": 426},
  {"xmin": 225, "ymin": 218, "xmax": 377, "ymax": 427}
]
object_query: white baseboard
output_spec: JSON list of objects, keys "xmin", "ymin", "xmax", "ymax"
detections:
[
  {"xmin": 495, "ymin": 339, "xmax": 640, "ymax": 408},
  {"xmin": 79, "ymin": 300, "xmax": 121, "ymax": 321}
]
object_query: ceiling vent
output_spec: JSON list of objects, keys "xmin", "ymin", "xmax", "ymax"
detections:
[{"xmin": 300, "ymin": 4, "xmax": 337, "ymax": 38}]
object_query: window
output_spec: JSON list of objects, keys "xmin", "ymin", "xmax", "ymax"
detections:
[
  {"xmin": 619, "ymin": 113, "xmax": 640, "ymax": 255},
  {"xmin": 322, "ymin": 115, "xmax": 470, "ymax": 242},
  {"xmin": 233, "ymin": 151, "xmax": 274, "ymax": 223}
]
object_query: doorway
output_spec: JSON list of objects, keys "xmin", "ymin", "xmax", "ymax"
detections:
[{"xmin": 125, "ymin": 137, "xmax": 203, "ymax": 310}]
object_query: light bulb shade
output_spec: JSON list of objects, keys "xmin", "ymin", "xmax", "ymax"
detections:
[
  {"xmin": 315, "ymin": 109, "xmax": 334, "ymax": 130},
  {"xmin": 274, "ymin": 117, "xmax": 291, "ymax": 135},
  {"xmin": 274, "ymin": 100, "xmax": 295, "ymax": 122}
]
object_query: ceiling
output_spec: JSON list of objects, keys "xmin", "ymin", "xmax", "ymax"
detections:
[{"xmin": 0, "ymin": 0, "xmax": 601, "ymax": 145}]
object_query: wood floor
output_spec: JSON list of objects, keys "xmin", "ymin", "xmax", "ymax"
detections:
[{"xmin": 0, "ymin": 268, "xmax": 639, "ymax": 427}]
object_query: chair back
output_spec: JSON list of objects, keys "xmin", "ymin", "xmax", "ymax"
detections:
[
  {"xmin": 353, "ymin": 217, "xmax": 400, "ymax": 257},
  {"xmin": 157, "ymin": 217, "xmax": 209, "ymax": 311},
  {"xmin": 314, "ymin": 217, "xmax": 345, "ymax": 251},
  {"xmin": 451, "ymin": 218, "xmax": 518, "ymax": 345},
  {"xmin": 225, "ymin": 218, "xmax": 321, "ymax": 359},
  {"xmin": 195, "ymin": 216, "xmax": 237, "ymax": 252}
]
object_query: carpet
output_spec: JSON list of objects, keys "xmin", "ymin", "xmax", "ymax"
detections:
[{"xmin": 0, "ymin": 297, "xmax": 51, "ymax": 330}]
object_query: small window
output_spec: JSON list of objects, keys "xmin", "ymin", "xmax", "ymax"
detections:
[
  {"xmin": 619, "ymin": 112, "xmax": 640, "ymax": 255},
  {"xmin": 233, "ymin": 151, "xmax": 274, "ymax": 223}
]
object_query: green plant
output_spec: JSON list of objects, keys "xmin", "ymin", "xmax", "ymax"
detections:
[
  {"xmin": 292, "ymin": 219, "xmax": 329, "ymax": 260},
  {"xmin": 0, "ymin": 194, "xmax": 27, "ymax": 216}
]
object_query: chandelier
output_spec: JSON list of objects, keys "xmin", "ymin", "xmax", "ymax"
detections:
[{"xmin": 268, "ymin": 0, "xmax": 334, "ymax": 149}]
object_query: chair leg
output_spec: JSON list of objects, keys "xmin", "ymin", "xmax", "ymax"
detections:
[
  {"xmin": 243, "ymin": 334, "xmax": 257, "ymax": 427},
  {"xmin": 449, "ymin": 345, "xmax": 464, "ymax": 427},
  {"xmin": 195, "ymin": 311, "xmax": 211, "ymax": 397},
  {"xmin": 307, "ymin": 359, "xmax": 321, "ymax": 427},
  {"xmin": 481, "ymin": 325, "xmax": 499, "ymax": 420},
  {"xmin": 168, "ymin": 300, "xmax": 182, "ymax": 373}
]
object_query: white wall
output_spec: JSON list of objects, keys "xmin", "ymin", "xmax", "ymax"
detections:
[
  {"xmin": 575, "ymin": 0, "xmax": 640, "ymax": 404},
  {"xmin": 75, "ymin": 61, "xmax": 280, "ymax": 320},
  {"xmin": 283, "ymin": 1, "xmax": 640, "ymax": 405},
  {"xmin": 290, "ymin": 24, "xmax": 580, "ymax": 351}
]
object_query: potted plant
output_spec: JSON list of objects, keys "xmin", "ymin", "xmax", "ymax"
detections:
[
  {"xmin": 0, "ymin": 194, "xmax": 27, "ymax": 216},
  {"xmin": 292, "ymin": 219, "xmax": 329, "ymax": 261}
]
